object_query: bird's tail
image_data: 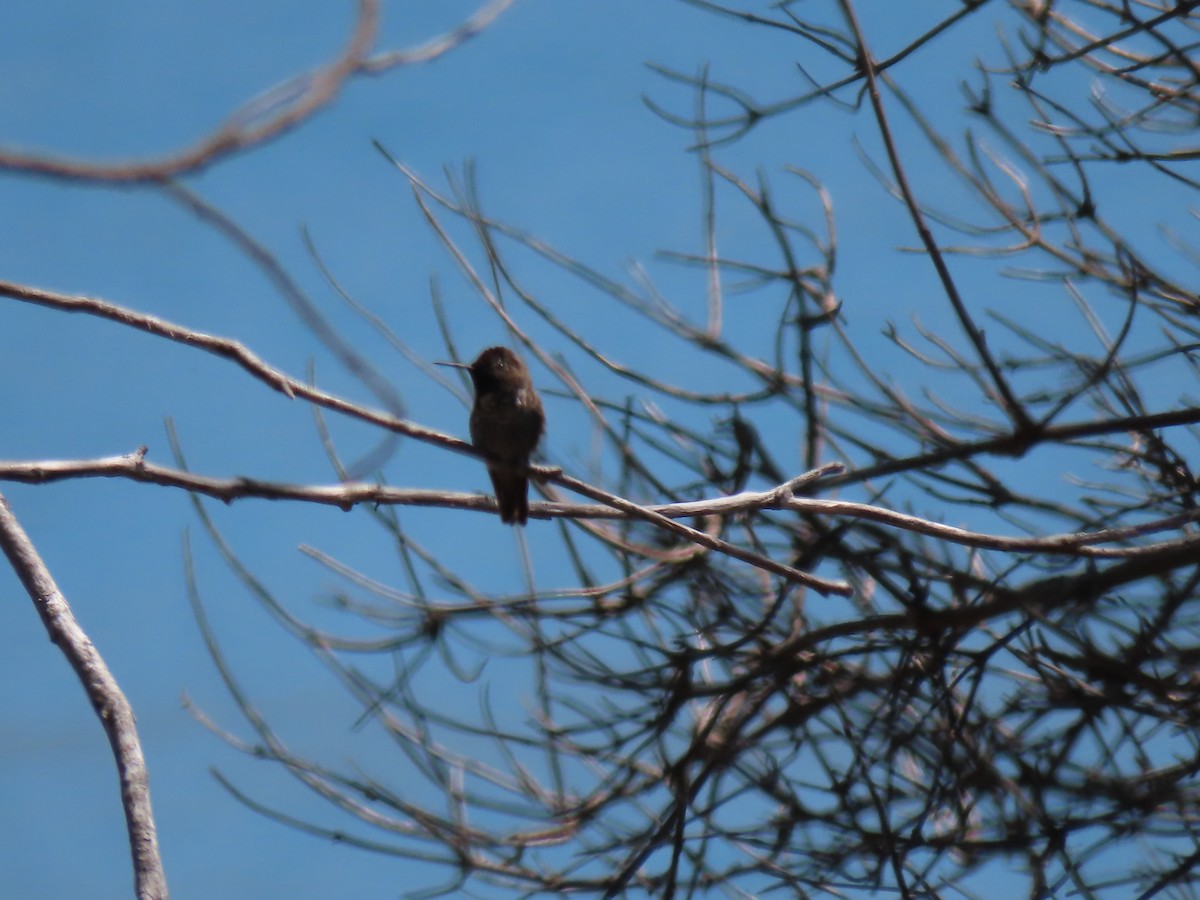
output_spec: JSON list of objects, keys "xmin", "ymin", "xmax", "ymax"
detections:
[{"xmin": 489, "ymin": 468, "xmax": 529, "ymax": 526}]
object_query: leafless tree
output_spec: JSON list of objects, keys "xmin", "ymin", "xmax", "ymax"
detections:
[{"xmin": 4, "ymin": 1, "xmax": 1200, "ymax": 897}]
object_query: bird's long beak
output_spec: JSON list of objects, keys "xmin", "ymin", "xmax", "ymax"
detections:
[{"xmin": 435, "ymin": 360, "xmax": 472, "ymax": 369}]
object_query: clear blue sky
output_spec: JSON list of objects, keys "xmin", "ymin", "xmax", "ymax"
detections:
[{"xmin": 0, "ymin": 1, "xmax": 1174, "ymax": 897}]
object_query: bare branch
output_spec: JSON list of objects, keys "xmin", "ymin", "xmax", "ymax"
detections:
[
  {"xmin": 0, "ymin": 0, "xmax": 517, "ymax": 183},
  {"xmin": 0, "ymin": 494, "xmax": 166, "ymax": 899}
]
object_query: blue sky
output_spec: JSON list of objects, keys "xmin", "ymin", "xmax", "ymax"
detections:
[{"xmin": 0, "ymin": 1, "xmax": 1183, "ymax": 897}]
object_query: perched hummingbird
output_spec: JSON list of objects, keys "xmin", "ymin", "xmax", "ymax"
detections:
[{"xmin": 438, "ymin": 346, "xmax": 544, "ymax": 525}]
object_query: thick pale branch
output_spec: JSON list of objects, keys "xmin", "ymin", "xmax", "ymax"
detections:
[
  {"xmin": 1, "ymin": 452, "xmax": 1190, "ymax": 560},
  {"xmin": 0, "ymin": 494, "xmax": 166, "ymax": 899}
]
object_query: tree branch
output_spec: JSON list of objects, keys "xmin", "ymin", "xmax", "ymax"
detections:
[{"xmin": 0, "ymin": 494, "xmax": 167, "ymax": 899}]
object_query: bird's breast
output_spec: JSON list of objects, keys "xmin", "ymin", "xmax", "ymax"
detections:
[{"xmin": 469, "ymin": 391, "xmax": 544, "ymax": 460}]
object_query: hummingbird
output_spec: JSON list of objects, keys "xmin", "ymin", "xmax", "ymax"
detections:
[{"xmin": 438, "ymin": 346, "xmax": 545, "ymax": 525}]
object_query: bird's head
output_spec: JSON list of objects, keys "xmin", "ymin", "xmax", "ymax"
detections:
[{"xmin": 439, "ymin": 346, "xmax": 530, "ymax": 396}]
